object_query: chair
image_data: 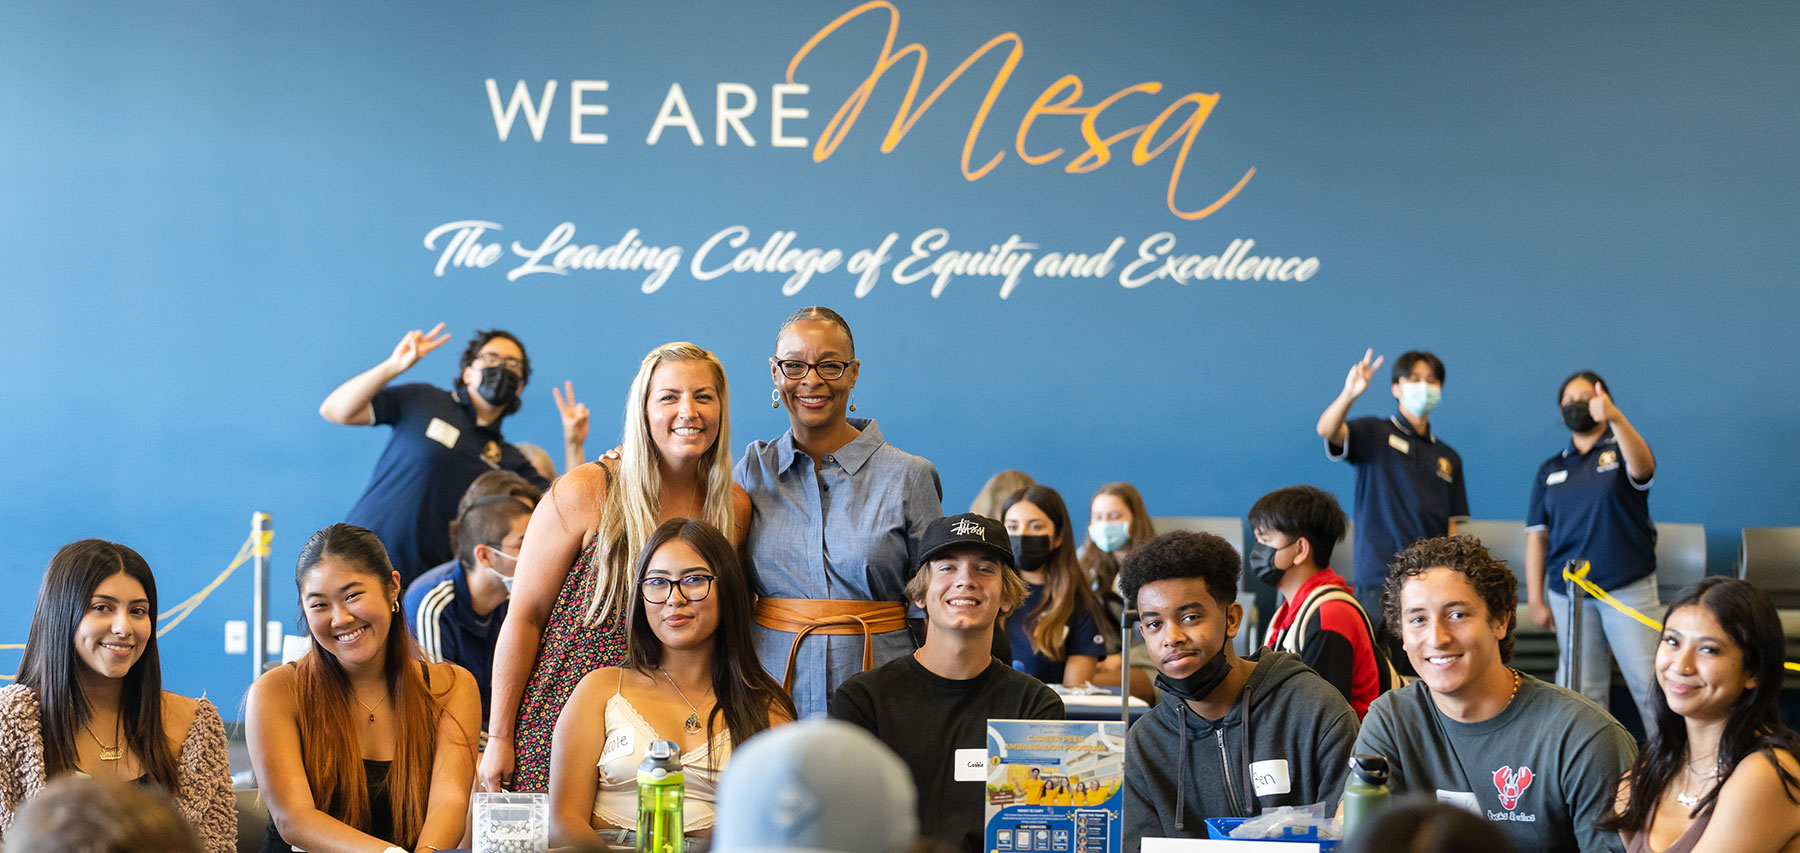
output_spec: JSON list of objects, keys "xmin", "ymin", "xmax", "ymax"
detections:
[
  {"xmin": 1653, "ymin": 522, "xmax": 1707, "ymax": 604},
  {"xmin": 234, "ymin": 788, "xmax": 268, "ymax": 853},
  {"xmin": 1454, "ymin": 520, "xmax": 1530, "ymax": 597},
  {"xmin": 1738, "ymin": 527, "xmax": 1800, "ymax": 609},
  {"xmin": 1152, "ymin": 516, "xmax": 1246, "ymax": 554}
]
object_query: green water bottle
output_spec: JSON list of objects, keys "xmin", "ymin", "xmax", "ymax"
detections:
[
  {"xmin": 1341, "ymin": 753, "xmax": 1391, "ymax": 839},
  {"xmin": 636, "ymin": 740, "xmax": 684, "ymax": 853}
]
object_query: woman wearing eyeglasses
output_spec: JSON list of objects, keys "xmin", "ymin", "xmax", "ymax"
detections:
[
  {"xmin": 319, "ymin": 325, "xmax": 551, "ymax": 585},
  {"xmin": 480, "ymin": 342, "xmax": 751, "ymax": 794},
  {"xmin": 734, "ymin": 307, "xmax": 945, "ymax": 718},
  {"xmin": 548, "ymin": 519, "xmax": 794, "ymax": 849}
]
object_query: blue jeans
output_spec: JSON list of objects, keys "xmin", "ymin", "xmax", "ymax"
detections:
[{"xmin": 1547, "ymin": 572, "xmax": 1661, "ymax": 740}]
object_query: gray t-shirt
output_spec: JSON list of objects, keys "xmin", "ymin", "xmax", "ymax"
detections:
[{"xmin": 1354, "ymin": 673, "xmax": 1637, "ymax": 853}]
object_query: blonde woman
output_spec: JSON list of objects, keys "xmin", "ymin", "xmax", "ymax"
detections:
[{"xmin": 480, "ymin": 342, "xmax": 750, "ymax": 793}]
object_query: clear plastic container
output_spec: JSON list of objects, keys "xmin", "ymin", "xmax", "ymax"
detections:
[{"xmin": 472, "ymin": 791, "xmax": 549, "ymax": 853}]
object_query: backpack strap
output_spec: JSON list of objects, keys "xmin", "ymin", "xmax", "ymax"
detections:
[{"xmin": 1280, "ymin": 584, "xmax": 1401, "ymax": 693}]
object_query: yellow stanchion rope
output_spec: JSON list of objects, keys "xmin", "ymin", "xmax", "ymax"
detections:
[{"xmin": 1562, "ymin": 561, "xmax": 1800, "ymax": 673}]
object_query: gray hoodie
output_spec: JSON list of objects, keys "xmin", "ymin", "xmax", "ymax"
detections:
[{"xmin": 1122, "ymin": 650, "xmax": 1359, "ymax": 851}]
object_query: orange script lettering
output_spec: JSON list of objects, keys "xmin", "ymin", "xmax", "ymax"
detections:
[{"xmin": 787, "ymin": 1, "xmax": 1255, "ymax": 220}]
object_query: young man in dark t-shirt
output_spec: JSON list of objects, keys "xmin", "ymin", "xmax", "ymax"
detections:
[
  {"xmin": 1354, "ymin": 536, "xmax": 1636, "ymax": 853},
  {"xmin": 833, "ymin": 513, "xmax": 1063, "ymax": 853}
]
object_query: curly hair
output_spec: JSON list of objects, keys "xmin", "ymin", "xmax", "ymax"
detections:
[
  {"xmin": 1381, "ymin": 535, "xmax": 1517, "ymax": 662},
  {"xmin": 1118, "ymin": 530, "xmax": 1240, "ymax": 610}
]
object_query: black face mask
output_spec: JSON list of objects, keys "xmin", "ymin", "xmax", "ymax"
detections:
[
  {"xmin": 1154, "ymin": 646, "xmax": 1233, "ymax": 702},
  {"xmin": 1009, "ymin": 534, "xmax": 1053, "ymax": 573},
  {"xmin": 1562, "ymin": 402, "xmax": 1598, "ymax": 433},
  {"xmin": 476, "ymin": 365, "xmax": 521, "ymax": 408},
  {"xmin": 1247, "ymin": 542, "xmax": 1290, "ymax": 588}
]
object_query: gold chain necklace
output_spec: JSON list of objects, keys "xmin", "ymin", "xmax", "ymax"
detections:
[
  {"xmin": 353, "ymin": 691, "xmax": 383, "ymax": 724},
  {"xmin": 660, "ymin": 669, "xmax": 705, "ymax": 735},
  {"xmin": 85, "ymin": 717, "xmax": 123, "ymax": 762}
]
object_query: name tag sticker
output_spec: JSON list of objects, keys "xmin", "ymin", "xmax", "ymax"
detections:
[
  {"xmin": 1250, "ymin": 759, "xmax": 1292, "ymax": 797},
  {"xmin": 1546, "ymin": 470, "xmax": 1569, "ymax": 485},
  {"xmin": 425, "ymin": 417, "xmax": 461, "ymax": 449},
  {"xmin": 1388, "ymin": 434, "xmax": 1411, "ymax": 454},
  {"xmin": 954, "ymin": 748, "xmax": 987, "ymax": 782},
  {"xmin": 1436, "ymin": 789, "xmax": 1480, "ymax": 813},
  {"xmin": 599, "ymin": 728, "xmax": 634, "ymax": 766}
]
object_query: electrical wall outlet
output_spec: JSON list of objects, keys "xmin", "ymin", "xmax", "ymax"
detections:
[
  {"xmin": 266, "ymin": 620, "xmax": 283, "ymax": 652},
  {"xmin": 224, "ymin": 620, "xmax": 248, "ymax": 655}
]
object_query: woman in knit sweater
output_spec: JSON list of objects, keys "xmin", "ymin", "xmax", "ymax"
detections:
[{"xmin": 0, "ymin": 539, "xmax": 235, "ymax": 853}]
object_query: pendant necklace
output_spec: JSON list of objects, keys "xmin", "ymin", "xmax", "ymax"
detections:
[
  {"xmin": 85, "ymin": 717, "xmax": 123, "ymax": 761},
  {"xmin": 1675, "ymin": 752, "xmax": 1720, "ymax": 809},
  {"xmin": 661, "ymin": 669, "xmax": 704, "ymax": 735},
  {"xmin": 353, "ymin": 691, "xmax": 382, "ymax": 724}
]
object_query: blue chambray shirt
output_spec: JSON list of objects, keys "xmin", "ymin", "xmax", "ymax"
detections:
[{"xmin": 733, "ymin": 418, "xmax": 943, "ymax": 718}]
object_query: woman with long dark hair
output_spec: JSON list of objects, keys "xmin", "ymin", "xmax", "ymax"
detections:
[
  {"xmin": 548, "ymin": 519, "xmax": 794, "ymax": 848},
  {"xmin": 482, "ymin": 341, "xmax": 749, "ymax": 793},
  {"xmin": 1002, "ymin": 485, "xmax": 1112, "ymax": 687},
  {"xmin": 1604, "ymin": 577, "xmax": 1800, "ymax": 852},
  {"xmin": 246, "ymin": 524, "xmax": 480, "ymax": 853},
  {"xmin": 0, "ymin": 540, "xmax": 234, "ymax": 852}
]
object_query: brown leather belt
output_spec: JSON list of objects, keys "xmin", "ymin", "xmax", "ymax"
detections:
[{"xmin": 753, "ymin": 598, "xmax": 910, "ymax": 693}]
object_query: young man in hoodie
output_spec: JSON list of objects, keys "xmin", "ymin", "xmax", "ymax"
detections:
[
  {"xmin": 833, "ymin": 513, "xmax": 1064, "ymax": 853},
  {"xmin": 1354, "ymin": 536, "xmax": 1636, "ymax": 853},
  {"xmin": 1120, "ymin": 530, "xmax": 1359, "ymax": 852}
]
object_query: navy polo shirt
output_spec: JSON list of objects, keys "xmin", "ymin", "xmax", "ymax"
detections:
[
  {"xmin": 1007, "ymin": 582, "xmax": 1109, "ymax": 684},
  {"xmin": 344, "ymin": 383, "xmax": 548, "ymax": 585},
  {"xmin": 403, "ymin": 558, "xmax": 507, "ymax": 728},
  {"xmin": 1327, "ymin": 414, "xmax": 1470, "ymax": 591},
  {"xmin": 1526, "ymin": 428, "xmax": 1655, "ymax": 594}
]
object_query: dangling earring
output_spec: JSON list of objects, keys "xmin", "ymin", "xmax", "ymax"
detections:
[
  {"xmin": 390, "ymin": 598, "xmax": 399, "ymax": 613},
  {"xmin": 770, "ymin": 388, "xmax": 780, "ymax": 409},
  {"xmin": 848, "ymin": 391, "xmax": 856, "ymax": 413}
]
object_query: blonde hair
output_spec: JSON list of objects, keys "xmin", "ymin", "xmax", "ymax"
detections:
[
  {"xmin": 586, "ymin": 342, "xmax": 736, "ymax": 622},
  {"xmin": 971, "ymin": 469, "xmax": 1034, "ymax": 520}
]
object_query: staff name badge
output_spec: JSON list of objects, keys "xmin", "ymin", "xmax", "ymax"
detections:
[
  {"xmin": 954, "ymin": 748, "xmax": 987, "ymax": 782},
  {"xmin": 1250, "ymin": 758, "xmax": 1292, "ymax": 797},
  {"xmin": 426, "ymin": 417, "xmax": 461, "ymax": 449},
  {"xmin": 1388, "ymin": 434, "xmax": 1411, "ymax": 454},
  {"xmin": 1546, "ymin": 470, "xmax": 1569, "ymax": 485}
]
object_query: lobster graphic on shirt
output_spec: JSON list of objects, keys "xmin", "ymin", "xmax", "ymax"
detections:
[{"xmin": 1493, "ymin": 765, "xmax": 1535, "ymax": 810}]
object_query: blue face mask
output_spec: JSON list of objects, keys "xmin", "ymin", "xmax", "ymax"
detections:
[
  {"xmin": 484, "ymin": 549, "xmax": 518, "ymax": 596},
  {"xmin": 1398, "ymin": 381, "xmax": 1441, "ymax": 417},
  {"xmin": 1088, "ymin": 521, "xmax": 1130, "ymax": 553}
]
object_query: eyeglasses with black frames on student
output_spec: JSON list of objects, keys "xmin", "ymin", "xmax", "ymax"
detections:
[
  {"xmin": 474, "ymin": 352, "xmax": 526, "ymax": 372},
  {"xmin": 640, "ymin": 574, "xmax": 716, "ymax": 604},
  {"xmin": 773, "ymin": 359, "xmax": 851, "ymax": 381}
]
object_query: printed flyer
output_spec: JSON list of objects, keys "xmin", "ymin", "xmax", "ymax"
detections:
[{"xmin": 985, "ymin": 719, "xmax": 1126, "ymax": 853}]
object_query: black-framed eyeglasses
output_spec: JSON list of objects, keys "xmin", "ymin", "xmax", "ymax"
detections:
[
  {"xmin": 475, "ymin": 352, "xmax": 525, "ymax": 372},
  {"xmin": 641, "ymin": 574, "xmax": 715, "ymax": 604},
  {"xmin": 774, "ymin": 359, "xmax": 850, "ymax": 381}
]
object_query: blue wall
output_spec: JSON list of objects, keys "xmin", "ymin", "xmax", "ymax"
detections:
[{"xmin": 4, "ymin": 1, "xmax": 1797, "ymax": 712}]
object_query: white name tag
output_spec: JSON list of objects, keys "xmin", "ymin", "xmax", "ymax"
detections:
[
  {"xmin": 1546, "ymin": 470, "xmax": 1569, "ymax": 485},
  {"xmin": 599, "ymin": 728, "xmax": 634, "ymax": 766},
  {"xmin": 1249, "ymin": 758, "xmax": 1292, "ymax": 797},
  {"xmin": 1437, "ymin": 789, "xmax": 1480, "ymax": 813},
  {"xmin": 1388, "ymin": 434, "xmax": 1411, "ymax": 454},
  {"xmin": 425, "ymin": 417, "xmax": 461, "ymax": 449},
  {"xmin": 953, "ymin": 748, "xmax": 987, "ymax": 782}
]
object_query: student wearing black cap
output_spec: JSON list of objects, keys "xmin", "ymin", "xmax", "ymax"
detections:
[{"xmin": 832, "ymin": 513, "xmax": 1063, "ymax": 853}]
